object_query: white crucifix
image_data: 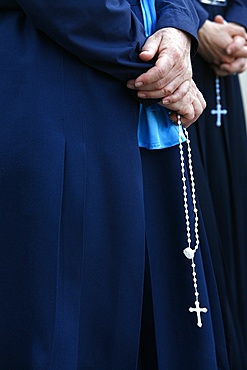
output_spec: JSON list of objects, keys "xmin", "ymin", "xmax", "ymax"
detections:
[
  {"xmin": 189, "ymin": 300, "xmax": 208, "ymax": 328},
  {"xmin": 211, "ymin": 103, "xmax": 228, "ymax": 127}
]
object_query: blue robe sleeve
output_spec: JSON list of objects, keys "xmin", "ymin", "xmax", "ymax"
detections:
[
  {"xmin": 191, "ymin": 1, "xmax": 209, "ymax": 28},
  {"xmin": 16, "ymin": 0, "xmax": 152, "ymax": 82},
  {"xmin": 155, "ymin": 0, "xmax": 200, "ymax": 54},
  {"xmin": 16, "ymin": 0, "xmax": 199, "ymax": 81}
]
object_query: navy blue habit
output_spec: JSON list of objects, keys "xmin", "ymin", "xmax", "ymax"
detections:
[
  {"xmin": 0, "ymin": 1, "xmax": 229, "ymax": 369},
  {"xmin": 190, "ymin": 1, "xmax": 247, "ymax": 369}
]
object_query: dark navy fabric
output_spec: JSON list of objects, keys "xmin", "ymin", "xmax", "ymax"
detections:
[
  {"xmin": 190, "ymin": 1, "xmax": 247, "ymax": 368},
  {"xmin": 0, "ymin": 1, "xmax": 229, "ymax": 369},
  {"xmin": 140, "ymin": 147, "xmax": 230, "ymax": 370}
]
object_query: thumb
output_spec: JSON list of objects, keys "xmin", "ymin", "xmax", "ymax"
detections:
[
  {"xmin": 139, "ymin": 33, "xmax": 160, "ymax": 61},
  {"xmin": 214, "ymin": 15, "xmax": 226, "ymax": 25}
]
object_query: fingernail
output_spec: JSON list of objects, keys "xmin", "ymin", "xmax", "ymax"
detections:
[
  {"xmin": 140, "ymin": 50, "xmax": 149, "ymax": 55},
  {"xmin": 135, "ymin": 81, "xmax": 143, "ymax": 88},
  {"xmin": 138, "ymin": 92, "xmax": 147, "ymax": 98},
  {"xmin": 162, "ymin": 99, "xmax": 169, "ymax": 104}
]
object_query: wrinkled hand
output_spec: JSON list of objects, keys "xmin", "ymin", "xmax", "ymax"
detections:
[
  {"xmin": 159, "ymin": 79, "xmax": 206, "ymax": 128},
  {"xmin": 213, "ymin": 52, "xmax": 247, "ymax": 76},
  {"xmin": 127, "ymin": 28, "xmax": 192, "ymax": 100},
  {"xmin": 198, "ymin": 15, "xmax": 247, "ymax": 76},
  {"xmin": 126, "ymin": 27, "xmax": 205, "ymax": 127}
]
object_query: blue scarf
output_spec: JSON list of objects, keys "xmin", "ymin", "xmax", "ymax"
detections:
[{"xmin": 138, "ymin": 0, "xmax": 185, "ymax": 149}]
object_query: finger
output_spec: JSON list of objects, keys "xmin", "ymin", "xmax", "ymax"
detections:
[
  {"xmin": 241, "ymin": 58, "xmax": 247, "ymax": 72},
  {"xmin": 176, "ymin": 98, "xmax": 205, "ymax": 128},
  {"xmin": 180, "ymin": 97, "xmax": 205, "ymax": 128},
  {"xmin": 195, "ymin": 86, "xmax": 207, "ymax": 112},
  {"xmin": 162, "ymin": 80, "xmax": 190, "ymax": 104},
  {"xmin": 226, "ymin": 36, "xmax": 247, "ymax": 56},
  {"xmin": 166, "ymin": 84, "xmax": 206, "ymax": 127},
  {"xmin": 213, "ymin": 67, "xmax": 230, "ymax": 77},
  {"xmin": 231, "ymin": 45, "xmax": 247, "ymax": 59},
  {"xmin": 187, "ymin": 90, "xmax": 206, "ymax": 126},
  {"xmin": 135, "ymin": 74, "xmax": 189, "ymax": 100},
  {"xmin": 134, "ymin": 55, "xmax": 174, "ymax": 88},
  {"xmin": 168, "ymin": 104, "xmax": 195, "ymax": 127},
  {"xmin": 126, "ymin": 69, "xmax": 175, "ymax": 95},
  {"xmin": 162, "ymin": 93, "xmax": 194, "ymax": 123},
  {"xmin": 132, "ymin": 62, "xmax": 191, "ymax": 99},
  {"xmin": 130, "ymin": 68, "xmax": 179, "ymax": 98},
  {"xmin": 211, "ymin": 64, "xmax": 230, "ymax": 77},
  {"xmin": 139, "ymin": 32, "xmax": 161, "ymax": 61},
  {"xmin": 214, "ymin": 15, "xmax": 225, "ymax": 25},
  {"xmin": 220, "ymin": 58, "xmax": 247, "ymax": 74},
  {"xmin": 227, "ymin": 23, "xmax": 247, "ymax": 38}
]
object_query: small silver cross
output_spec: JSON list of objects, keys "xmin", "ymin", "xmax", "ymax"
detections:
[
  {"xmin": 189, "ymin": 301, "xmax": 208, "ymax": 328},
  {"xmin": 211, "ymin": 103, "xmax": 228, "ymax": 127},
  {"xmin": 211, "ymin": 76, "xmax": 228, "ymax": 127}
]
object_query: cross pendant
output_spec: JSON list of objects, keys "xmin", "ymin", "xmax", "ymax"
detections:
[
  {"xmin": 211, "ymin": 103, "xmax": 227, "ymax": 127},
  {"xmin": 189, "ymin": 301, "xmax": 208, "ymax": 327}
]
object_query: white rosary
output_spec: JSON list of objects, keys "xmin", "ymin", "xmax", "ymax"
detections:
[{"xmin": 178, "ymin": 115, "xmax": 208, "ymax": 327}]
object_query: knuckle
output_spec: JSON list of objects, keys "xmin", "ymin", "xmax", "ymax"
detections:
[{"xmin": 163, "ymin": 86, "xmax": 173, "ymax": 96}]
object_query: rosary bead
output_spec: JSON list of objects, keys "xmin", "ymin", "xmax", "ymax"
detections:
[{"xmin": 178, "ymin": 116, "xmax": 207, "ymax": 327}]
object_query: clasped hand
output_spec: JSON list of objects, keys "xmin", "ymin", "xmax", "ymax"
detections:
[
  {"xmin": 127, "ymin": 28, "xmax": 206, "ymax": 127},
  {"xmin": 198, "ymin": 15, "xmax": 247, "ymax": 76}
]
